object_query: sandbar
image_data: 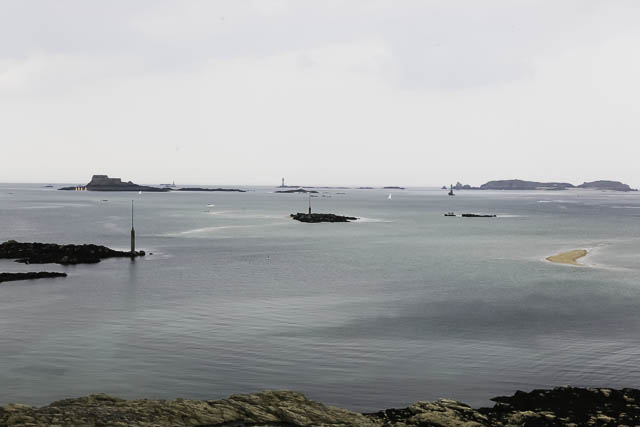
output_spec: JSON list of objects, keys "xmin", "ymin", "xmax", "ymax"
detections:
[{"xmin": 546, "ymin": 249, "xmax": 588, "ymax": 265}]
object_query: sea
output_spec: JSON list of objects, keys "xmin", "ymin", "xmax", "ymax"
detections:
[{"xmin": 1, "ymin": 183, "xmax": 639, "ymax": 411}]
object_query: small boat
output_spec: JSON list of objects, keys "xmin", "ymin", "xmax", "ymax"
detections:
[
  {"xmin": 448, "ymin": 184, "xmax": 455, "ymax": 196},
  {"xmin": 444, "ymin": 212, "xmax": 456, "ymax": 217},
  {"xmin": 387, "ymin": 193, "xmax": 392, "ymax": 200}
]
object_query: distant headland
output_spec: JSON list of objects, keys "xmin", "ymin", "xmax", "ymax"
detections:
[{"xmin": 447, "ymin": 179, "xmax": 637, "ymax": 192}]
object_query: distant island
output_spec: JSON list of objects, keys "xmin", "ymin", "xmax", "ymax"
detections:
[
  {"xmin": 447, "ymin": 179, "xmax": 637, "ymax": 192},
  {"xmin": 481, "ymin": 179, "xmax": 575, "ymax": 190},
  {"xmin": 59, "ymin": 175, "xmax": 170, "ymax": 192},
  {"xmin": 276, "ymin": 189, "xmax": 319, "ymax": 194}
]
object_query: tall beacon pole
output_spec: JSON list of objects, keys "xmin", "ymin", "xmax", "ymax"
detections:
[{"xmin": 130, "ymin": 200, "xmax": 135, "ymax": 255}]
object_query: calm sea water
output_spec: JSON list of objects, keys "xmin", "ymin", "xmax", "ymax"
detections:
[{"xmin": 1, "ymin": 184, "xmax": 639, "ymax": 411}]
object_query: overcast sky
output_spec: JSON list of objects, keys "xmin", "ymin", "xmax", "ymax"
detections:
[{"xmin": 2, "ymin": 1, "xmax": 639, "ymax": 187}]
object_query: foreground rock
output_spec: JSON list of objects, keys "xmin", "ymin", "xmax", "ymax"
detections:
[
  {"xmin": 291, "ymin": 213, "xmax": 358, "ymax": 223},
  {"xmin": 2, "ymin": 387, "xmax": 640, "ymax": 426},
  {"xmin": 0, "ymin": 272, "xmax": 67, "ymax": 283},
  {"xmin": 0, "ymin": 391, "xmax": 375, "ymax": 427},
  {"xmin": 0, "ymin": 241, "xmax": 144, "ymax": 265},
  {"xmin": 59, "ymin": 175, "xmax": 169, "ymax": 192}
]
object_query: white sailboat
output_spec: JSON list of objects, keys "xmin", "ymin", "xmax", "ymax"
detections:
[{"xmin": 387, "ymin": 193, "xmax": 392, "ymax": 200}]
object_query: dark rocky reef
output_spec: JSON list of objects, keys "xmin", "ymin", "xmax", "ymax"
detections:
[
  {"xmin": 480, "ymin": 180, "xmax": 574, "ymax": 191},
  {"xmin": 578, "ymin": 180, "xmax": 637, "ymax": 192},
  {"xmin": 483, "ymin": 386, "xmax": 640, "ymax": 426},
  {"xmin": 59, "ymin": 175, "xmax": 170, "ymax": 192},
  {"xmin": 276, "ymin": 189, "xmax": 319, "ymax": 194},
  {"xmin": 383, "ymin": 186, "xmax": 405, "ymax": 190},
  {"xmin": 0, "ymin": 272, "xmax": 67, "ymax": 283},
  {"xmin": 175, "ymin": 187, "xmax": 246, "ymax": 192},
  {"xmin": 2, "ymin": 387, "xmax": 640, "ymax": 426},
  {"xmin": 291, "ymin": 213, "xmax": 358, "ymax": 223},
  {"xmin": 0, "ymin": 241, "xmax": 144, "ymax": 265},
  {"xmin": 462, "ymin": 213, "xmax": 497, "ymax": 218}
]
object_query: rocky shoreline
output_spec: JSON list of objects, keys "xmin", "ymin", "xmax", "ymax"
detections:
[
  {"xmin": 0, "ymin": 241, "xmax": 144, "ymax": 265},
  {"xmin": 1, "ymin": 387, "xmax": 638, "ymax": 426}
]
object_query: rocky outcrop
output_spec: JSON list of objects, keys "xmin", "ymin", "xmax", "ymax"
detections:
[
  {"xmin": 0, "ymin": 241, "xmax": 144, "ymax": 265},
  {"xmin": 291, "ymin": 213, "xmax": 358, "ymax": 223},
  {"xmin": 59, "ymin": 175, "xmax": 170, "ymax": 192},
  {"xmin": 2, "ymin": 387, "xmax": 640, "ymax": 426},
  {"xmin": 0, "ymin": 272, "xmax": 67, "ymax": 283},
  {"xmin": 578, "ymin": 180, "xmax": 637, "ymax": 191},
  {"xmin": 453, "ymin": 182, "xmax": 474, "ymax": 190},
  {"xmin": 176, "ymin": 188, "xmax": 246, "ymax": 192}
]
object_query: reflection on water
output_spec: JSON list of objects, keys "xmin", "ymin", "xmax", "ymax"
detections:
[{"xmin": 0, "ymin": 185, "xmax": 639, "ymax": 410}]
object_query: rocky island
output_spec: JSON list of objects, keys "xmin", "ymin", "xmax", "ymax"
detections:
[
  {"xmin": 0, "ymin": 272, "xmax": 67, "ymax": 283},
  {"xmin": 1, "ymin": 387, "xmax": 639, "ymax": 426},
  {"xmin": 291, "ymin": 213, "xmax": 358, "ymax": 223},
  {"xmin": 59, "ymin": 175, "xmax": 170, "ymax": 192},
  {"xmin": 0, "ymin": 241, "xmax": 145, "ymax": 265}
]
